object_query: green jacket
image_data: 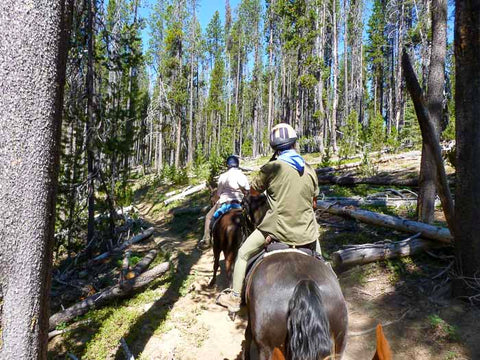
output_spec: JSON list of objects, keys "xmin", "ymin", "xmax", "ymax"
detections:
[{"xmin": 251, "ymin": 159, "xmax": 319, "ymax": 245}]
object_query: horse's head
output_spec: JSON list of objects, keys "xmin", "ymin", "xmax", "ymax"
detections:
[
  {"xmin": 242, "ymin": 193, "xmax": 268, "ymax": 231},
  {"xmin": 209, "ymin": 186, "xmax": 219, "ymax": 206}
]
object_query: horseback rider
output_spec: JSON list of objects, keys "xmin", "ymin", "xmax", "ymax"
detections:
[
  {"xmin": 216, "ymin": 123, "xmax": 321, "ymax": 313},
  {"xmin": 198, "ymin": 155, "xmax": 250, "ymax": 250}
]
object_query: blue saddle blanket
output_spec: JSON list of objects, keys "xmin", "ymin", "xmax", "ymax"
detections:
[{"xmin": 213, "ymin": 202, "xmax": 242, "ymax": 220}]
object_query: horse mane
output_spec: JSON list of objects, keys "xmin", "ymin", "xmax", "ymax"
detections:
[{"xmin": 286, "ymin": 279, "xmax": 333, "ymax": 360}]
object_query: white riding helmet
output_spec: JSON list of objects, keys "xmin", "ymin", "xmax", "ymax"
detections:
[{"xmin": 270, "ymin": 123, "xmax": 297, "ymax": 151}]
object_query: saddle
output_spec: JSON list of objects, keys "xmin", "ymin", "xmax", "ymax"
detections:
[
  {"xmin": 243, "ymin": 239, "xmax": 324, "ymax": 301},
  {"xmin": 210, "ymin": 202, "xmax": 243, "ymax": 235}
]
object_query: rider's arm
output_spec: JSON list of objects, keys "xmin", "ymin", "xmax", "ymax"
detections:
[{"xmin": 250, "ymin": 163, "xmax": 271, "ymax": 196}]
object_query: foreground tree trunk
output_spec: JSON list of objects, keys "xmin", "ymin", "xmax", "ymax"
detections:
[
  {"xmin": 417, "ymin": 0, "xmax": 447, "ymax": 224},
  {"xmin": 453, "ymin": 0, "xmax": 480, "ymax": 301},
  {"xmin": 0, "ymin": 1, "xmax": 71, "ymax": 358}
]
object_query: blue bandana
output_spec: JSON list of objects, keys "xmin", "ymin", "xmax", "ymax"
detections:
[{"xmin": 278, "ymin": 149, "xmax": 305, "ymax": 173}]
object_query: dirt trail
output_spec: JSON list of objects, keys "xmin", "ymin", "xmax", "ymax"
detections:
[
  {"xmin": 134, "ymin": 206, "xmax": 385, "ymax": 360},
  {"xmin": 131, "ymin": 154, "xmax": 478, "ymax": 360},
  {"xmin": 133, "ymin": 199, "xmax": 479, "ymax": 360}
]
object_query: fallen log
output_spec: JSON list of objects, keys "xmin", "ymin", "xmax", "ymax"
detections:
[
  {"xmin": 317, "ymin": 201, "xmax": 452, "ymax": 243},
  {"xmin": 169, "ymin": 205, "xmax": 210, "ymax": 216},
  {"xmin": 332, "ymin": 233, "xmax": 446, "ymax": 268},
  {"xmin": 316, "ymin": 151, "xmax": 421, "ymax": 174},
  {"xmin": 125, "ymin": 249, "xmax": 158, "ymax": 280},
  {"xmin": 317, "ymin": 174, "xmax": 419, "ymax": 187},
  {"xmin": 92, "ymin": 227, "xmax": 155, "ymax": 263},
  {"xmin": 49, "ymin": 261, "xmax": 170, "ymax": 330},
  {"xmin": 48, "ymin": 319, "xmax": 91, "ymax": 340},
  {"xmin": 164, "ymin": 182, "xmax": 207, "ymax": 205},
  {"xmin": 319, "ymin": 196, "xmax": 441, "ymax": 208},
  {"xmin": 318, "ymin": 196, "xmax": 435, "ymax": 207}
]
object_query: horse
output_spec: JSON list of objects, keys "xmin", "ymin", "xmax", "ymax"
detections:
[
  {"xmin": 244, "ymin": 250, "xmax": 348, "ymax": 360},
  {"xmin": 209, "ymin": 207, "xmax": 246, "ymax": 287}
]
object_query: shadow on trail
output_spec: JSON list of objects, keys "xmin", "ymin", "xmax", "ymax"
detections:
[{"xmin": 116, "ymin": 249, "xmax": 203, "ymax": 358}]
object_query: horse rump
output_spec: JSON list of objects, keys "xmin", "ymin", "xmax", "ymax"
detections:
[{"xmin": 286, "ymin": 279, "xmax": 332, "ymax": 360}]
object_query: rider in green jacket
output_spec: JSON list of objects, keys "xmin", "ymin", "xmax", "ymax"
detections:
[{"xmin": 216, "ymin": 123, "xmax": 320, "ymax": 313}]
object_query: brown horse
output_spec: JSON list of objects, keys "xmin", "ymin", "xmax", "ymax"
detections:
[
  {"xmin": 244, "ymin": 251, "xmax": 348, "ymax": 360},
  {"xmin": 209, "ymin": 193, "xmax": 268, "ymax": 287},
  {"xmin": 209, "ymin": 207, "xmax": 246, "ymax": 287}
]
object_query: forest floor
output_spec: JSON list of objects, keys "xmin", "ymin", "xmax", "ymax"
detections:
[{"xmin": 48, "ymin": 152, "xmax": 480, "ymax": 360}]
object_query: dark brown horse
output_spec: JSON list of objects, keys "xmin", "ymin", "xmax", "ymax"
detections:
[
  {"xmin": 209, "ymin": 193, "xmax": 268, "ymax": 287},
  {"xmin": 244, "ymin": 251, "xmax": 348, "ymax": 360},
  {"xmin": 209, "ymin": 208, "xmax": 245, "ymax": 287}
]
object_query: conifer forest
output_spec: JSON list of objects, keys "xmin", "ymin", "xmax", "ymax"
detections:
[{"xmin": 1, "ymin": 0, "xmax": 480, "ymax": 359}]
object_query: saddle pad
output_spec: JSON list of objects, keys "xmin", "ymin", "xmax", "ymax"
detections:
[
  {"xmin": 213, "ymin": 202, "xmax": 242, "ymax": 220},
  {"xmin": 210, "ymin": 207, "xmax": 243, "ymax": 234}
]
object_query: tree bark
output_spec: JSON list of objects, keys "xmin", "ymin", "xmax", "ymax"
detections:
[
  {"xmin": 332, "ymin": 234, "xmax": 445, "ymax": 268},
  {"xmin": 317, "ymin": 201, "xmax": 453, "ymax": 243},
  {"xmin": 0, "ymin": 0, "xmax": 72, "ymax": 358},
  {"xmin": 331, "ymin": 0, "xmax": 339, "ymax": 152},
  {"xmin": 86, "ymin": 0, "xmax": 96, "ymax": 252},
  {"xmin": 417, "ymin": 0, "xmax": 447, "ymax": 224},
  {"xmin": 453, "ymin": 0, "xmax": 480, "ymax": 300},
  {"xmin": 187, "ymin": 0, "xmax": 196, "ymax": 165}
]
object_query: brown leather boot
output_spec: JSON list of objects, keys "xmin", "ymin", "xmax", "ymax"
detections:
[{"xmin": 216, "ymin": 290, "xmax": 241, "ymax": 312}]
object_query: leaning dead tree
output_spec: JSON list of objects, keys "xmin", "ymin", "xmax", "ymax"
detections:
[{"xmin": 402, "ymin": 50, "xmax": 456, "ymax": 237}]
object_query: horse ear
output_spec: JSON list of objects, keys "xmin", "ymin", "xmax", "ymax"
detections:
[
  {"xmin": 372, "ymin": 324, "xmax": 392, "ymax": 360},
  {"xmin": 272, "ymin": 347, "xmax": 285, "ymax": 360}
]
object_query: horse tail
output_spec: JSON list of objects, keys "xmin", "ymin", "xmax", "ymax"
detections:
[{"xmin": 286, "ymin": 279, "xmax": 332, "ymax": 360}]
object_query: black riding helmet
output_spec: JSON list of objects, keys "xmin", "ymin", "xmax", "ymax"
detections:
[{"xmin": 226, "ymin": 155, "xmax": 240, "ymax": 168}]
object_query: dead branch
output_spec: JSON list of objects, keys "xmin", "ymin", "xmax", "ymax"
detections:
[{"xmin": 92, "ymin": 227, "xmax": 154, "ymax": 263}]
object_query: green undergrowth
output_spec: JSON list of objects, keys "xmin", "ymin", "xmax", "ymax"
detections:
[{"xmin": 49, "ymin": 254, "xmax": 185, "ymax": 359}]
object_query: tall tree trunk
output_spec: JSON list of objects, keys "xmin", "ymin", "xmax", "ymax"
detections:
[
  {"xmin": 417, "ymin": 0, "xmax": 446, "ymax": 224},
  {"xmin": 0, "ymin": 0, "xmax": 71, "ymax": 358},
  {"xmin": 86, "ymin": 0, "xmax": 96, "ymax": 251},
  {"xmin": 267, "ymin": 6, "xmax": 274, "ymax": 136},
  {"xmin": 315, "ymin": 2, "xmax": 325, "ymax": 154},
  {"xmin": 453, "ymin": 0, "xmax": 480, "ymax": 300},
  {"xmin": 187, "ymin": 0, "xmax": 196, "ymax": 165},
  {"xmin": 343, "ymin": 0, "xmax": 349, "ymax": 117},
  {"xmin": 395, "ymin": 2, "xmax": 404, "ymax": 130},
  {"xmin": 331, "ymin": 0, "xmax": 339, "ymax": 152},
  {"xmin": 124, "ymin": 0, "xmax": 139, "ymax": 175}
]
